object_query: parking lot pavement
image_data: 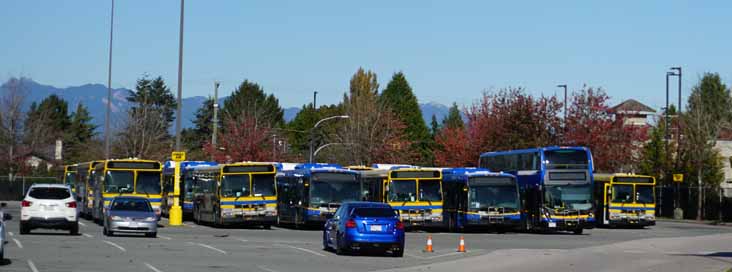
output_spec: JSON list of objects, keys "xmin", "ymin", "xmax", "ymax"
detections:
[{"xmin": 1, "ymin": 202, "xmax": 731, "ymax": 272}]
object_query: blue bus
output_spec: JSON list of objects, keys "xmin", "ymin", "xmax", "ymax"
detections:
[
  {"xmin": 442, "ymin": 168, "xmax": 521, "ymax": 232},
  {"xmin": 162, "ymin": 161, "xmax": 218, "ymax": 218},
  {"xmin": 479, "ymin": 146, "xmax": 595, "ymax": 234},
  {"xmin": 276, "ymin": 164, "xmax": 362, "ymax": 227}
]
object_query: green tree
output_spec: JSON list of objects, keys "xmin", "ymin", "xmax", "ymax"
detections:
[
  {"xmin": 24, "ymin": 94, "xmax": 71, "ymax": 158},
  {"xmin": 127, "ymin": 76, "xmax": 177, "ymax": 128},
  {"xmin": 430, "ymin": 114, "xmax": 440, "ymax": 137},
  {"xmin": 639, "ymin": 122, "xmax": 670, "ymax": 182},
  {"xmin": 221, "ymin": 80, "xmax": 284, "ymax": 128},
  {"xmin": 380, "ymin": 72, "xmax": 433, "ymax": 165},
  {"xmin": 286, "ymin": 103, "xmax": 344, "ymax": 160},
  {"xmin": 65, "ymin": 103, "xmax": 97, "ymax": 163},
  {"xmin": 442, "ymin": 102, "xmax": 464, "ymax": 130}
]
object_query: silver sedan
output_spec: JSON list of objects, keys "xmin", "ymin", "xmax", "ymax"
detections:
[{"xmin": 103, "ymin": 197, "xmax": 158, "ymax": 238}]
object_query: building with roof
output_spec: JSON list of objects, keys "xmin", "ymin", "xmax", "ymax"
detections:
[{"xmin": 609, "ymin": 99, "xmax": 657, "ymax": 127}]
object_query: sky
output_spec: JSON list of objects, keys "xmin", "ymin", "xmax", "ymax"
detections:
[{"xmin": 1, "ymin": 0, "xmax": 730, "ymax": 110}]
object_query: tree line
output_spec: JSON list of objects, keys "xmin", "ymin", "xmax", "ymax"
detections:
[{"xmin": 1, "ymin": 70, "xmax": 731, "ymax": 213}]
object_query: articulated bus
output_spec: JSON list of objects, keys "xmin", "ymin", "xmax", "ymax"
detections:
[
  {"xmin": 75, "ymin": 161, "xmax": 103, "ymax": 219},
  {"xmin": 91, "ymin": 160, "xmax": 163, "ymax": 222},
  {"xmin": 479, "ymin": 146, "xmax": 595, "ymax": 234},
  {"xmin": 277, "ymin": 164, "xmax": 361, "ymax": 227},
  {"xmin": 190, "ymin": 162, "xmax": 278, "ymax": 227},
  {"xmin": 594, "ymin": 173, "xmax": 656, "ymax": 227},
  {"xmin": 442, "ymin": 168, "xmax": 521, "ymax": 232},
  {"xmin": 63, "ymin": 165, "xmax": 77, "ymax": 193},
  {"xmin": 360, "ymin": 167, "xmax": 444, "ymax": 228},
  {"xmin": 162, "ymin": 161, "xmax": 218, "ymax": 218}
]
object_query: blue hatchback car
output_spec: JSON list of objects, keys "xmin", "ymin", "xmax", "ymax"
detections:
[{"xmin": 323, "ymin": 202, "xmax": 405, "ymax": 257}]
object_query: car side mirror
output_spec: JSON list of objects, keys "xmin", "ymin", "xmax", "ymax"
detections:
[{"xmin": 3, "ymin": 213, "xmax": 11, "ymax": 221}]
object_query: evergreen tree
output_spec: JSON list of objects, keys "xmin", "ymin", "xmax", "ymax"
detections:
[
  {"xmin": 24, "ymin": 94, "xmax": 71, "ymax": 158},
  {"xmin": 639, "ymin": 122, "xmax": 669, "ymax": 182},
  {"xmin": 442, "ymin": 103, "xmax": 464, "ymax": 129},
  {"xmin": 182, "ymin": 98, "xmax": 215, "ymax": 159},
  {"xmin": 221, "ymin": 80, "xmax": 284, "ymax": 128},
  {"xmin": 127, "ymin": 76, "xmax": 177, "ymax": 128},
  {"xmin": 286, "ymin": 103, "xmax": 344, "ymax": 159},
  {"xmin": 430, "ymin": 114, "xmax": 440, "ymax": 137},
  {"xmin": 380, "ymin": 72, "xmax": 433, "ymax": 165},
  {"xmin": 66, "ymin": 103, "xmax": 97, "ymax": 163}
]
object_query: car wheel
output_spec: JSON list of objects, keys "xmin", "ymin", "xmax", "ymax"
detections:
[
  {"xmin": 322, "ymin": 231, "xmax": 330, "ymax": 250},
  {"xmin": 335, "ymin": 234, "xmax": 348, "ymax": 255},
  {"xmin": 392, "ymin": 247, "xmax": 404, "ymax": 257},
  {"xmin": 70, "ymin": 222, "xmax": 79, "ymax": 235},
  {"xmin": 146, "ymin": 232, "xmax": 157, "ymax": 238},
  {"xmin": 573, "ymin": 228, "xmax": 583, "ymax": 235},
  {"xmin": 19, "ymin": 222, "xmax": 30, "ymax": 235}
]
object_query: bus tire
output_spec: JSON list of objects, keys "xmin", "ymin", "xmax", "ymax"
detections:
[
  {"xmin": 447, "ymin": 216, "xmax": 455, "ymax": 233},
  {"xmin": 263, "ymin": 224, "xmax": 271, "ymax": 230},
  {"xmin": 573, "ymin": 228, "xmax": 583, "ymax": 235}
]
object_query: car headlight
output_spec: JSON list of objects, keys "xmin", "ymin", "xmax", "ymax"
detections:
[
  {"xmin": 143, "ymin": 217, "xmax": 157, "ymax": 222},
  {"xmin": 110, "ymin": 216, "xmax": 123, "ymax": 221}
]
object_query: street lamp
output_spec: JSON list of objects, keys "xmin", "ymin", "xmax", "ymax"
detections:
[
  {"xmin": 104, "ymin": 0, "xmax": 115, "ymax": 159},
  {"xmin": 309, "ymin": 115, "xmax": 349, "ymax": 163}
]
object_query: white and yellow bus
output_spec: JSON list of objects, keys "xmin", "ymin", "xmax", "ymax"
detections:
[
  {"xmin": 91, "ymin": 159, "xmax": 163, "ymax": 223},
  {"xmin": 594, "ymin": 173, "xmax": 656, "ymax": 227}
]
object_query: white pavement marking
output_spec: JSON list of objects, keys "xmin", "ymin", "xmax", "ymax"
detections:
[
  {"xmin": 7, "ymin": 231, "xmax": 13, "ymax": 236},
  {"xmin": 82, "ymin": 233, "xmax": 93, "ymax": 238},
  {"xmin": 235, "ymin": 238, "xmax": 249, "ymax": 243},
  {"xmin": 27, "ymin": 260, "xmax": 39, "ymax": 272},
  {"xmin": 257, "ymin": 265, "xmax": 280, "ymax": 272},
  {"xmin": 12, "ymin": 238, "xmax": 23, "ymax": 249},
  {"xmin": 103, "ymin": 240, "xmax": 127, "ymax": 252},
  {"xmin": 78, "ymin": 221, "xmax": 87, "ymax": 227},
  {"xmin": 158, "ymin": 235, "xmax": 172, "ymax": 240},
  {"xmin": 187, "ymin": 242, "xmax": 227, "ymax": 254},
  {"xmin": 276, "ymin": 244, "xmax": 326, "ymax": 257},
  {"xmin": 144, "ymin": 262, "xmax": 164, "ymax": 272}
]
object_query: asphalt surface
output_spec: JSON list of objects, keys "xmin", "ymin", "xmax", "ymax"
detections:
[{"xmin": 1, "ymin": 202, "xmax": 731, "ymax": 272}]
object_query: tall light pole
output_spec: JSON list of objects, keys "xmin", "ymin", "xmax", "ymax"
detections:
[
  {"xmin": 309, "ymin": 115, "xmax": 349, "ymax": 163},
  {"xmin": 669, "ymin": 67, "xmax": 682, "ymax": 213},
  {"xmin": 313, "ymin": 91, "xmax": 318, "ymax": 108},
  {"xmin": 211, "ymin": 81, "xmax": 220, "ymax": 154},
  {"xmin": 174, "ymin": 0, "xmax": 185, "ymax": 151},
  {"xmin": 104, "ymin": 0, "xmax": 115, "ymax": 159}
]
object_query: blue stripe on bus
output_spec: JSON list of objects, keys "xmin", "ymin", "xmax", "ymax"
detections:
[
  {"xmin": 104, "ymin": 197, "xmax": 162, "ymax": 202},
  {"xmin": 392, "ymin": 205, "xmax": 442, "ymax": 210},
  {"xmin": 466, "ymin": 214, "xmax": 521, "ymax": 221},
  {"xmin": 220, "ymin": 200, "xmax": 276, "ymax": 206},
  {"xmin": 182, "ymin": 203, "xmax": 193, "ymax": 210},
  {"xmin": 608, "ymin": 206, "xmax": 655, "ymax": 211}
]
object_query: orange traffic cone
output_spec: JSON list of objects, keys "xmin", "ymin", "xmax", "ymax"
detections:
[
  {"xmin": 457, "ymin": 235, "xmax": 466, "ymax": 252},
  {"xmin": 424, "ymin": 235, "xmax": 434, "ymax": 252}
]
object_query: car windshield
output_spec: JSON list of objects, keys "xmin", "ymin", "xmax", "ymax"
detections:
[
  {"xmin": 351, "ymin": 207, "xmax": 397, "ymax": 218},
  {"xmin": 468, "ymin": 184, "xmax": 519, "ymax": 210},
  {"xmin": 388, "ymin": 180, "xmax": 417, "ymax": 202},
  {"xmin": 136, "ymin": 172, "xmax": 161, "ymax": 195},
  {"xmin": 111, "ymin": 198, "xmax": 152, "ymax": 212},
  {"xmin": 28, "ymin": 187, "xmax": 71, "ymax": 200},
  {"xmin": 636, "ymin": 185, "xmax": 654, "ymax": 204},
  {"xmin": 104, "ymin": 171, "xmax": 135, "ymax": 193},
  {"xmin": 544, "ymin": 183, "xmax": 592, "ymax": 211},
  {"xmin": 221, "ymin": 174, "xmax": 250, "ymax": 198},
  {"xmin": 612, "ymin": 184, "xmax": 634, "ymax": 203},
  {"xmin": 545, "ymin": 149, "xmax": 589, "ymax": 169},
  {"xmin": 252, "ymin": 174, "xmax": 276, "ymax": 196},
  {"xmin": 309, "ymin": 179, "xmax": 361, "ymax": 206},
  {"xmin": 419, "ymin": 180, "xmax": 442, "ymax": 202}
]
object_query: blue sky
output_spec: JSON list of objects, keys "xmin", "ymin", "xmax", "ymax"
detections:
[{"xmin": 1, "ymin": 1, "xmax": 730, "ymax": 110}]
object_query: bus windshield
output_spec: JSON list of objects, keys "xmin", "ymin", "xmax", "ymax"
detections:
[
  {"xmin": 419, "ymin": 180, "xmax": 442, "ymax": 202},
  {"xmin": 545, "ymin": 149, "xmax": 588, "ymax": 169},
  {"xmin": 64, "ymin": 173, "xmax": 76, "ymax": 189},
  {"xmin": 221, "ymin": 175, "xmax": 250, "ymax": 198},
  {"xmin": 309, "ymin": 176, "xmax": 361, "ymax": 206},
  {"xmin": 252, "ymin": 174, "xmax": 276, "ymax": 196},
  {"xmin": 636, "ymin": 186, "xmax": 654, "ymax": 204},
  {"xmin": 136, "ymin": 172, "xmax": 162, "ymax": 195},
  {"xmin": 544, "ymin": 183, "xmax": 592, "ymax": 211},
  {"xmin": 612, "ymin": 184, "xmax": 634, "ymax": 203},
  {"xmin": 468, "ymin": 184, "xmax": 519, "ymax": 210},
  {"xmin": 388, "ymin": 180, "xmax": 417, "ymax": 202},
  {"xmin": 104, "ymin": 171, "xmax": 134, "ymax": 193}
]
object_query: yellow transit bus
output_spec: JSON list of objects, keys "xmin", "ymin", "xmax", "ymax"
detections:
[
  {"xmin": 62, "ymin": 164, "xmax": 77, "ymax": 193},
  {"xmin": 361, "ymin": 167, "xmax": 444, "ymax": 228},
  {"xmin": 75, "ymin": 161, "xmax": 104, "ymax": 219},
  {"xmin": 191, "ymin": 162, "xmax": 278, "ymax": 228},
  {"xmin": 594, "ymin": 173, "xmax": 656, "ymax": 227},
  {"xmin": 91, "ymin": 159, "xmax": 163, "ymax": 223}
]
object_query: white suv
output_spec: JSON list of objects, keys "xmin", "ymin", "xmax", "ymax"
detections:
[{"xmin": 20, "ymin": 184, "xmax": 79, "ymax": 235}]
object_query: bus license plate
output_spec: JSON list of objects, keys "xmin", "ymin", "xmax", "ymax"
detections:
[
  {"xmin": 548, "ymin": 222, "xmax": 557, "ymax": 228},
  {"xmin": 370, "ymin": 225, "xmax": 383, "ymax": 232},
  {"xmin": 130, "ymin": 222, "xmax": 138, "ymax": 228}
]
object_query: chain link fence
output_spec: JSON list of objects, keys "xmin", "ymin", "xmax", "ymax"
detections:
[
  {"xmin": 656, "ymin": 183, "xmax": 731, "ymax": 222},
  {"xmin": 0, "ymin": 176, "xmax": 61, "ymax": 201}
]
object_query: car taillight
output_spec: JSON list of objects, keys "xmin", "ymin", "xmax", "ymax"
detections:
[
  {"xmin": 345, "ymin": 219, "xmax": 357, "ymax": 229},
  {"xmin": 21, "ymin": 200, "xmax": 32, "ymax": 207},
  {"xmin": 66, "ymin": 201, "xmax": 77, "ymax": 208},
  {"xmin": 395, "ymin": 221, "xmax": 404, "ymax": 230}
]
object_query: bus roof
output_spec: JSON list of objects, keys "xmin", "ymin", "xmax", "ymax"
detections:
[
  {"xmin": 479, "ymin": 146, "xmax": 590, "ymax": 157},
  {"xmin": 442, "ymin": 167, "xmax": 516, "ymax": 182},
  {"xmin": 371, "ymin": 164, "xmax": 415, "ymax": 170},
  {"xmin": 594, "ymin": 173, "xmax": 656, "ymax": 183},
  {"xmin": 163, "ymin": 161, "xmax": 218, "ymax": 174}
]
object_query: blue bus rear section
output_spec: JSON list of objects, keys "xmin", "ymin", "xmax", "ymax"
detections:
[
  {"xmin": 162, "ymin": 161, "xmax": 218, "ymax": 217},
  {"xmin": 276, "ymin": 163, "xmax": 362, "ymax": 227},
  {"xmin": 442, "ymin": 168, "xmax": 521, "ymax": 232},
  {"xmin": 479, "ymin": 146, "xmax": 595, "ymax": 234}
]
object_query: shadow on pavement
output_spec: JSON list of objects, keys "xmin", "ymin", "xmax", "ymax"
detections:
[{"xmin": 0, "ymin": 259, "xmax": 11, "ymax": 266}]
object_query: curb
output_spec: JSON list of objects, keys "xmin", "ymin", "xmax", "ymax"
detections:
[{"xmin": 657, "ymin": 218, "xmax": 731, "ymax": 227}]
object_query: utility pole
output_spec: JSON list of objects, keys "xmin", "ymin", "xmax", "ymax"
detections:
[
  {"xmin": 174, "ymin": 0, "xmax": 185, "ymax": 152},
  {"xmin": 313, "ymin": 91, "xmax": 318, "ymax": 108},
  {"xmin": 169, "ymin": 0, "xmax": 185, "ymax": 227},
  {"xmin": 212, "ymin": 81, "xmax": 220, "ymax": 155},
  {"xmin": 104, "ymin": 0, "xmax": 115, "ymax": 159},
  {"xmin": 670, "ymin": 66, "xmax": 682, "ymax": 216}
]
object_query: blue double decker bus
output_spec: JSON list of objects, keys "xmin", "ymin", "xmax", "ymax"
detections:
[
  {"xmin": 479, "ymin": 146, "xmax": 595, "ymax": 234},
  {"xmin": 276, "ymin": 164, "xmax": 362, "ymax": 227},
  {"xmin": 162, "ymin": 161, "xmax": 218, "ymax": 218},
  {"xmin": 442, "ymin": 168, "xmax": 521, "ymax": 233}
]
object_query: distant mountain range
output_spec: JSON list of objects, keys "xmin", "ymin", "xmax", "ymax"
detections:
[{"xmin": 1, "ymin": 78, "xmax": 453, "ymax": 132}]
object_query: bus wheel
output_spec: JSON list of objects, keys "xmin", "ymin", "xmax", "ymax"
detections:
[
  {"xmin": 262, "ymin": 224, "xmax": 271, "ymax": 230},
  {"xmin": 447, "ymin": 216, "xmax": 455, "ymax": 232},
  {"xmin": 573, "ymin": 228, "xmax": 583, "ymax": 235}
]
